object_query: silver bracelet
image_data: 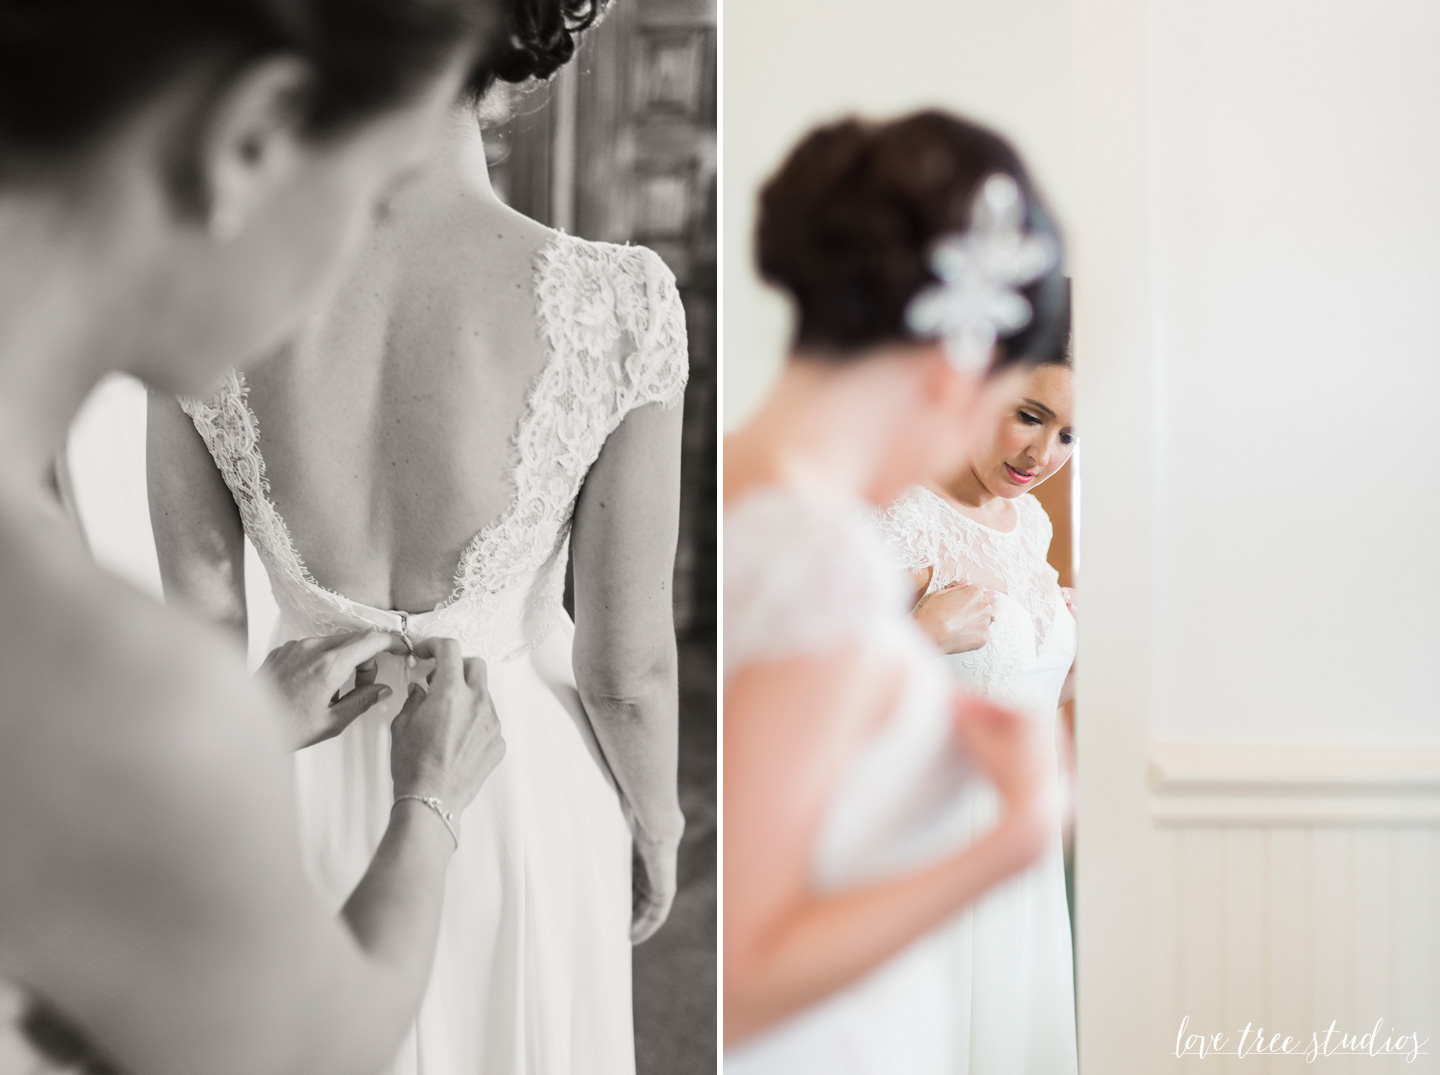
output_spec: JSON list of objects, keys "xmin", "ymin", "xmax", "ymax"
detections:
[{"xmin": 393, "ymin": 794, "xmax": 459, "ymax": 850}]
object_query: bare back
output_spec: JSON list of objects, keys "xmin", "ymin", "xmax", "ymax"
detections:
[{"xmin": 244, "ymin": 192, "xmax": 557, "ymax": 613}]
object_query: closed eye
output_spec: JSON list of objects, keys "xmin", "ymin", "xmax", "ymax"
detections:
[{"xmin": 1017, "ymin": 410, "xmax": 1042, "ymax": 426}]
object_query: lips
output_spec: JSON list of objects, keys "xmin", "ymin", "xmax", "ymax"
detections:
[{"xmin": 1004, "ymin": 463, "xmax": 1035, "ymax": 484}]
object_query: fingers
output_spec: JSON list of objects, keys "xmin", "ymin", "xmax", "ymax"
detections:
[
  {"xmin": 327, "ymin": 683, "xmax": 394, "ymax": 735},
  {"xmin": 324, "ymin": 630, "xmax": 410, "ymax": 674},
  {"xmin": 630, "ymin": 888, "xmax": 675, "ymax": 944},
  {"xmin": 411, "ymin": 637, "xmax": 463, "ymax": 686},
  {"xmin": 390, "ymin": 683, "xmax": 428, "ymax": 731},
  {"xmin": 951, "ymin": 692, "xmax": 1021, "ymax": 749},
  {"xmin": 462, "ymin": 657, "xmax": 488, "ymax": 692},
  {"xmin": 354, "ymin": 658, "xmax": 378, "ymax": 690}
]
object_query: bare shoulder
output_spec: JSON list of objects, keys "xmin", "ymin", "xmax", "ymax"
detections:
[{"xmin": 418, "ymin": 196, "xmax": 557, "ymax": 292}]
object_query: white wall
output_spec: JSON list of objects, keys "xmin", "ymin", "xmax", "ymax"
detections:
[
  {"xmin": 1074, "ymin": 0, "xmax": 1440, "ymax": 1069},
  {"xmin": 722, "ymin": 0, "xmax": 1074, "ymax": 426},
  {"xmin": 1145, "ymin": 0, "xmax": 1440, "ymax": 745}
]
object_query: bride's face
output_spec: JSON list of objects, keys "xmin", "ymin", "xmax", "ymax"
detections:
[{"xmin": 969, "ymin": 362, "xmax": 1075, "ymax": 498}]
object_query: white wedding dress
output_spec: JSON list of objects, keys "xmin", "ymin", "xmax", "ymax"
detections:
[
  {"xmin": 181, "ymin": 232, "xmax": 688, "ymax": 1075},
  {"xmin": 875, "ymin": 484, "xmax": 1078, "ymax": 1075}
]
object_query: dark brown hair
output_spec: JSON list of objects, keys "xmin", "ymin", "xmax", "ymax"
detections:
[
  {"xmin": 0, "ymin": 0, "xmax": 498, "ymax": 161},
  {"xmin": 466, "ymin": 0, "xmax": 610, "ymax": 96},
  {"xmin": 757, "ymin": 110, "xmax": 1067, "ymax": 370}
]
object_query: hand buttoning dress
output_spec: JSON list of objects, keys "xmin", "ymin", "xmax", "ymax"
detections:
[
  {"xmin": 875, "ymin": 484, "xmax": 1078, "ymax": 1075},
  {"xmin": 180, "ymin": 232, "xmax": 688, "ymax": 1075}
]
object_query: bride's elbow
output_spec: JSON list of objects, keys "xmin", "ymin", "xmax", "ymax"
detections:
[{"xmin": 574, "ymin": 644, "xmax": 677, "ymax": 719}]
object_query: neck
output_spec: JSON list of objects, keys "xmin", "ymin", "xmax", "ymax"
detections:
[
  {"xmin": 728, "ymin": 354, "xmax": 925, "ymax": 506},
  {"xmin": 944, "ymin": 463, "xmax": 1013, "ymax": 523},
  {"xmin": 0, "ymin": 191, "xmax": 114, "ymax": 502},
  {"xmin": 428, "ymin": 105, "xmax": 500, "ymax": 202}
]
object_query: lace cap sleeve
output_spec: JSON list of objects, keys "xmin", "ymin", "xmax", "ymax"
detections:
[
  {"xmin": 724, "ymin": 486, "xmax": 907, "ymax": 679},
  {"xmin": 873, "ymin": 487, "xmax": 941, "ymax": 576},
  {"xmin": 1015, "ymin": 493, "xmax": 1055, "ymax": 561},
  {"xmin": 616, "ymin": 245, "xmax": 689, "ymax": 413}
]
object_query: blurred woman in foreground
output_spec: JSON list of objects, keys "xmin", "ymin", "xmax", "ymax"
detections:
[
  {"xmin": 723, "ymin": 111, "xmax": 1069, "ymax": 1073},
  {"xmin": 0, "ymin": 2, "xmax": 511, "ymax": 1072}
]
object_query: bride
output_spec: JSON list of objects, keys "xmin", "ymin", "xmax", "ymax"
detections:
[
  {"xmin": 145, "ymin": 3, "xmax": 688, "ymax": 1072},
  {"xmin": 877, "ymin": 331, "xmax": 1078, "ymax": 1073},
  {"xmin": 724, "ymin": 111, "xmax": 1069, "ymax": 1073}
]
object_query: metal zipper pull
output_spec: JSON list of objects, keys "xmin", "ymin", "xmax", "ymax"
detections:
[{"xmin": 397, "ymin": 610, "xmax": 418, "ymax": 668}]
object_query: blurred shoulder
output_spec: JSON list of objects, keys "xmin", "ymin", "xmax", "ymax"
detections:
[
  {"xmin": 724, "ymin": 483, "xmax": 906, "ymax": 675},
  {"xmin": 0, "ymin": 508, "xmax": 280, "ymax": 844}
]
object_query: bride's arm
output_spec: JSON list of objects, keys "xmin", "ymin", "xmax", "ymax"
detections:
[
  {"xmin": 145, "ymin": 391, "xmax": 248, "ymax": 645},
  {"xmin": 724, "ymin": 651, "xmax": 1055, "ymax": 1045},
  {"xmin": 569, "ymin": 400, "xmax": 687, "ymax": 940}
]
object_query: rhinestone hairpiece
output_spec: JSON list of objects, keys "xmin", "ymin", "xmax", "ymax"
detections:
[{"xmin": 904, "ymin": 173, "xmax": 1059, "ymax": 373}]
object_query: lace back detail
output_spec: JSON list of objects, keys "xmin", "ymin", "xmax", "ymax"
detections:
[
  {"xmin": 453, "ymin": 233, "xmax": 689, "ymax": 603},
  {"xmin": 180, "ymin": 233, "xmax": 688, "ymax": 660}
]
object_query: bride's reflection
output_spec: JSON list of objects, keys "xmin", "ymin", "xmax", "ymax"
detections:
[
  {"xmin": 876, "ymin": 328, "xmax": 1077, "ymax": 1071},
  {"xmin": 723, "ymin": 110, "xmax": 1072, "ymax": 1074}
]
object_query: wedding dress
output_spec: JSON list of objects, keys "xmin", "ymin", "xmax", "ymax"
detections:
[
  {"xmin": 180, "ymin": 231, "xmax": 688, "ymax": 1075},
  {"xmin": 875, "ymin": 484, "xmax": 1078, "ymax": 1075},
  {"xmin": 724, "ymin": 481, "xmax": 969, "ymax": 1075}
]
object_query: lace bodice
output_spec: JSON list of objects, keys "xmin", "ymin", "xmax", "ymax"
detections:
[
  {"xmin": 875, "ymin": 486, "xmax": 1074, "ymax": 711},
  {"xmin": 181, "ymin": 232, "xmax": 688, "ymax": 659}
]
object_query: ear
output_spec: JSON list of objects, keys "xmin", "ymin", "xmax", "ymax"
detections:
[{"xmin": 196, "ymin": 57, "xmax": 315, "ymax": 242}]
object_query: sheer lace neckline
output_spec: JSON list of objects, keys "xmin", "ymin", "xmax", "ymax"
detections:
[{"xmin": 915, "ymin": 484, "xmax": 1021, "ymax": 535}]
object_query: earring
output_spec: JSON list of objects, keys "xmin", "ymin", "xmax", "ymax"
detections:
[{"xmin": 210, "ymin": 203, "xmax": 245, "ymax": 244}]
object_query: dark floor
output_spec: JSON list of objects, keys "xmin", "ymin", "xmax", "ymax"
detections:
[{"xmin": 633, "ymin": 637, "xmax": 717, "ymax": 1075}]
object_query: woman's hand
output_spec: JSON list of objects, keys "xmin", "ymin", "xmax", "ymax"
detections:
[
  {"xmin": 952, "ymin": 692, "xmax": 1060, "ymax": 868},
  {"xmin": 259, "ymin": 631, "xmax": 411, "ymax": 751},
  {"xmin": 913, "ymin": 583, "xmax": 996, "ymax": 654},
  {"xmin": 1061, "ymin": 586, "xmax": 1077, "ymax": 619},
  {"xmin": 631, "ymin": 821, "xmax": 685, "ymax": 944},
  {"xmin": 389, "ymin": 638, "xmax": 506, "ymax": 819}
]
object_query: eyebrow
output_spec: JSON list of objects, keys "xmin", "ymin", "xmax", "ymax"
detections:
[{"xmin": 1020, "ymin": 397, "xmax": 1057, "ymax": 420}]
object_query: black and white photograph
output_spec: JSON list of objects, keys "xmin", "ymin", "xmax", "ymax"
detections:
[{"xmin": 1, "ymin": 1, "xmax": 714, "ymax": 1073}]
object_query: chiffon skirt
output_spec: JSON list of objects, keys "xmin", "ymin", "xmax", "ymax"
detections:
[{"xmin": 284, "ymin": 613, "xmax": 635, "ymax": 1075}]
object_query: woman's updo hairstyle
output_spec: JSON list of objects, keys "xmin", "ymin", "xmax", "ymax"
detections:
[
  {"xmin": 467, "ymin": 0, "xmax": 610, "ymax": 95},
  {"xmin": 0, "ymin": 0, "xmax": 495, "ymax": 163},
  {"xmin": 757, "ymin": 110, "xmax": 1068, "ymax": 371}
]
